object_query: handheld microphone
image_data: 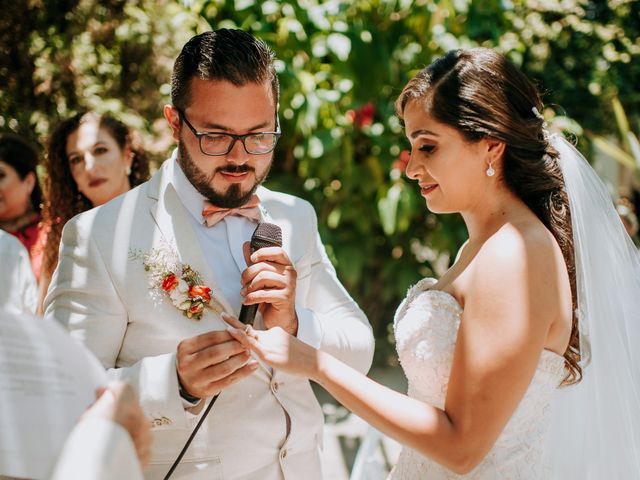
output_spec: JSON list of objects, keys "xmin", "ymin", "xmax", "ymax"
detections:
[
  {"xmin": 164, "ymin": 223, "xmax": 281, "ymax": 479},
  {"xmin": 239, "ymin": 222, "xmax": 283, "ymax": 325}
]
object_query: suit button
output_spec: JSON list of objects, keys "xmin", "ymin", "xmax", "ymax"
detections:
[
  {"xmin": 280, "ymin": 449, "xmax": 288, "ymax": 459},
  {"xmin": 271, "ymin": 382, "xmax": 280, "ymax": 393}
]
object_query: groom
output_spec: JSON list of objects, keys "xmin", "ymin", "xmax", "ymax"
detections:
[{"xmin": 45, "ymin": 29, "xmax": 374, "ymax": 479}]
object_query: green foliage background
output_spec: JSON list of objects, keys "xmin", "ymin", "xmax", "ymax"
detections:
[{"xmin": 2, "ymin": 0, "xmax": 638, "ymax": 363}]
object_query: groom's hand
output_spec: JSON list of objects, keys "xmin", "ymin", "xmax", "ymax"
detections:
[
  {"xmin": 241, "ymin": 242, "xmax": 298, "ymax": 336},
  {"xmin": 176, "ymin": 331, "xmax": 258, "ymax": 399}
]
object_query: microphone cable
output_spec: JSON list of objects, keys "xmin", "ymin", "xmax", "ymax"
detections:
[
  {"xmin": 163, "ymin": 222, "xmax": 282, "ymax": 478},
  {"xmin": 162, "ymin": 394, "xmax": 218, "ymax": 480}
]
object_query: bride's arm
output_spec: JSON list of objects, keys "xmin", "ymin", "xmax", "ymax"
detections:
[{"xmin": 227, "ymin": 227, "xmax": 567, "ymax": 474}]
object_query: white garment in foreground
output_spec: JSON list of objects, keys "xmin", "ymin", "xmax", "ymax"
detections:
[
  {"xmin": 51, "ymin": 417, "xmax": 143, "ymax": 480},
  {"xmin": 0, "ymin": 230, "xmax": 36, "ymax": 314},
  {"xmin": 388, "ymin": 278, "xmax": 565, "ymax": 479},
  {"xmin": 0, "ymin": 311, "xmax": 107, "ymax": 479}
]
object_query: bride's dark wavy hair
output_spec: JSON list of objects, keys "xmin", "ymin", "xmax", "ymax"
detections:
[{"xmin": 395, "ymin": 48, "xmax": 581, "ymax": 385}]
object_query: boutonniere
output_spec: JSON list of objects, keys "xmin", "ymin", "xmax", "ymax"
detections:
[{"xmin": 130, "ymin": 243, "xmax": 223, "ymax": 320}]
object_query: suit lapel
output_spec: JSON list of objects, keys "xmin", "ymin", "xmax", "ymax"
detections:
[{"xmin": 147, "ymin": 163, "xmax": 235, "ymax": 319}]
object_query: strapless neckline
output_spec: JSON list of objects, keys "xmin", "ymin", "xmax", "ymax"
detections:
[
  {"xmin": 421, "ymin": 285, "xmax": 566, "ymax": 365},
  {"xmin": 390, "ymin": 277, "xmax": 567, "ymax": 479}
]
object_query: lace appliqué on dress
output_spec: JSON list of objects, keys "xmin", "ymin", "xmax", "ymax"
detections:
[{"xmin": 388, "ymin": 278, "xmax": 566, "ymax": 480}]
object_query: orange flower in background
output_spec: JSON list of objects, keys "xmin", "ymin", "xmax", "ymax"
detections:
[
  {"xmin": 162, "ymin": 274, "xmax": 179, "ymax": 292},
  {"xmin": 392, "ymin": 149, "xmax": 410, "ymax": 173},
  {"xmin": 346, "ymin": 101, "xmax": 376, "ymax": 129},
  {"xmin": 189, "ymin": 285, "xmax": 211, "ymax": 302}
]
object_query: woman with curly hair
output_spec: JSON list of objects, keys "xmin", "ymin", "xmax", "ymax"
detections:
[{"xmin": 39, "ymin": 112, "xmax": 149, "ymax": 313}]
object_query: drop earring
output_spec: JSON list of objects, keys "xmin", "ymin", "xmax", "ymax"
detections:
[
  {"xmin": 486, "ymin": 161, "xmax": 495, "ymax": 177},
  {"xmin": 125, "ymin": 152, "xmax": 133, "ymax": 176}
]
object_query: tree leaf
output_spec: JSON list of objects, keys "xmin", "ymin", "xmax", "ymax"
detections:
[
  {"xmin": 327, "ymin": 32, "xmax": 351, "ymax": 61},
  {"xmin": 591, "ymin": 135, "xmax": 637, "ymax": 169},
  {"xmin": 378, "ymin": 184, "xmax": 402, "ymax": 235}
]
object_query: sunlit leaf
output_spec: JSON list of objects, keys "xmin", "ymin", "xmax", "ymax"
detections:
[
  {"xmin": 591, "ymin": 135, "xmax": 637, "ymax": 169},
  {"xmin": 327, "ymin": 32, "xmax": 351, "ymax": 61},
  {"xmin": 378, "ymin": 184, "xmax": 402, "ymax": 235},
  {"xmin": 627, "ymin": 132, "xmax": 640, "ymax": 169},
  {"xmin": 307, "ymin": 135, "xmax": 324, "ymax": 159},
  {"xmin": 327, "ymin": 208, "xmax": 341, "ymax": 229},
  {"xmin": 612, "ymin": 96, "xmax": 631, "ymax": 151}
]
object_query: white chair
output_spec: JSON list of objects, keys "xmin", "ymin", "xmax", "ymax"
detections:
[{"xmin": 349, "ymin": 425, "xmax": 398, "ymax": 480}]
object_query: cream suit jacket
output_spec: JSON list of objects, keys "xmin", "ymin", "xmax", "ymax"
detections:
[{"xmin": 45, "ymin": 159, "xmax": 375, "ymax": 480}]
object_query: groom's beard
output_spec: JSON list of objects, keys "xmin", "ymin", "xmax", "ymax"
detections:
[{"xmin": 177, "ymin": 141, "xmax": 272, "ymax": 208}]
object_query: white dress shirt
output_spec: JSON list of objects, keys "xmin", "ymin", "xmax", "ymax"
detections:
[{"xmin": 170, "ymin": 158, "xmax": 321, "ymax": 346}]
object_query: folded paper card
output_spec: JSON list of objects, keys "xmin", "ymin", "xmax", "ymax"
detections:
[{"xmin": 0, "ymin": 311, "xmax": 108, "ymax": 479}]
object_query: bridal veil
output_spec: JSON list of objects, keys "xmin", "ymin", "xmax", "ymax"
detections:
[{"xmin": 546, "ymin": 134, "xmax": 640, "ymax": 478}]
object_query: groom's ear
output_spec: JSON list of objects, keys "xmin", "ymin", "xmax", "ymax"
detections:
[{"xmin": 164, "ymin": 105, "xmax": 181, "ymax": 142}]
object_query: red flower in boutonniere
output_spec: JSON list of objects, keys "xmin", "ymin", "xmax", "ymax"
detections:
[
  {"xmin": 189, "ymin": 285, "xmax": 211, "ymax": 302},
  {"xmin": 162, "ymin": 274, "xmax": 179, "ymax": 292},
  {"xmin": 188, "ymin": 302, "xmax": 205, "ymax": 317}
]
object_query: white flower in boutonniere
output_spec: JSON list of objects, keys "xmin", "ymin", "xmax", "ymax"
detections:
[
  {"xmin": 130, "ymin": 244, "xmax": 223, "ymax": 320},
  {"xmin": 169, "ymin": 279, "xmax": 190, "ymax": 309}
]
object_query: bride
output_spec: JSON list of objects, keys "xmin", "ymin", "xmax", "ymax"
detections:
[{"xmin": 225, "ymin": 48, "xmax": 640, "ymax": 478}]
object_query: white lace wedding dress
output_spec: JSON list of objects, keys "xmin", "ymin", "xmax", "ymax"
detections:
[{"xmin": 388, "ymin": 278, "xmax": 566, "ymax": 479}]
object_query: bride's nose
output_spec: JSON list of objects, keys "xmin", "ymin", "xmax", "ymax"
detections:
[{"xmin": 405, "ymin": 150, "xmax": 421, "ymax": 180}]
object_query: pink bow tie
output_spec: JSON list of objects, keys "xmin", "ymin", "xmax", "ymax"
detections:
[{"xmin": 201, "ymin": 195, "xmax": 261, "ymax": 227}]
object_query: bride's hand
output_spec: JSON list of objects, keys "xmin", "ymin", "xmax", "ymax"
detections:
[{"xmin": 222, "ymin": 313, "xmax": 319, "ymax": 378}]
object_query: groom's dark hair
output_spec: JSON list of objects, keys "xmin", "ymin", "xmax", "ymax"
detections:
[{"xmin": 171, "ymin": 29, "xmax": 280, "ymax": 111}]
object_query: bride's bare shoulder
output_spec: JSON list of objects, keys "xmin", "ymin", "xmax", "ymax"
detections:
[
  {"xmin": 488, "ymin": 220, "xmax": 558, "ymax": 257},
  {"xmin": 470, "ymin": 221, "xmax": 566, "ymax": 295}
]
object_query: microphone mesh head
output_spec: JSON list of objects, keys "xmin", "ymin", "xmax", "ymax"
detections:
[{"xmin": 250, "ymin": 222, "xmax": 283, "ymax": 251}]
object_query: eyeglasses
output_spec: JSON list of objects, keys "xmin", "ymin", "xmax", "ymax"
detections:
[{"xmin": 176, "ymin": 108, "xmax": 281, "ymax": 156}]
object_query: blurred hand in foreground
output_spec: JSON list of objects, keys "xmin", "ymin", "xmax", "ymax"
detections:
[{"xmin": 85, "ymin": 381, "xmax": 152, "ymax": 468}]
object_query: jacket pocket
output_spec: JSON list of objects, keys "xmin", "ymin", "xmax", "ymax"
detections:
[{"xmin": 146, "ymin": 455, "xmax": 223, "ymax": 480}]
